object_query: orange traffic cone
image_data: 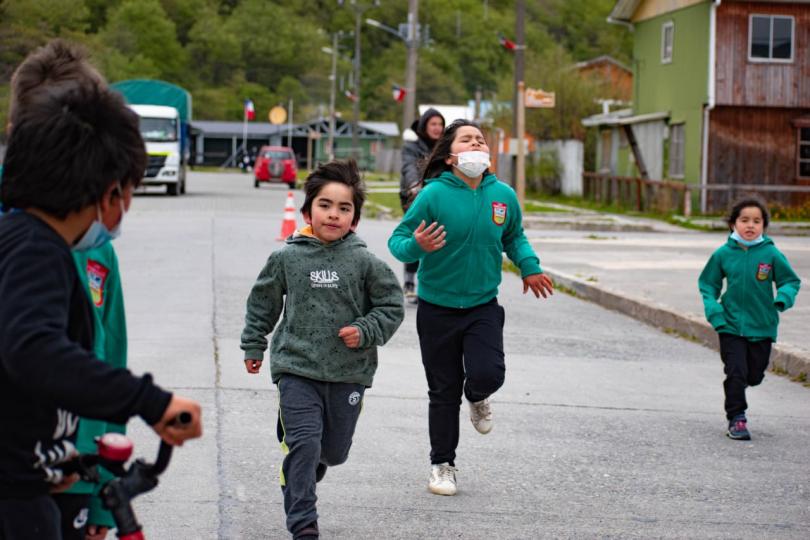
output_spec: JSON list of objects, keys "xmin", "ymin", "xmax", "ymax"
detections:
[{"xmin": 277, "ymin": 191, "xmax": 297, "ymax": 241}]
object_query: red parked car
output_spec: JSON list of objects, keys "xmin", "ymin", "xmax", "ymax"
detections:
[{"xmin": 254, "ymin": 146, "xmax": 297, "ymax": 189}]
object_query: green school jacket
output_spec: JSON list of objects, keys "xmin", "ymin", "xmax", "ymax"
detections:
[
  {"xmin": 240, "ymin": 230, "xmax": 404, "ymax": 387},
  {"xmin": 698, "ymin": 236, "xmax": 801, "ymax": 341},
  {"xmin": 66, "ymin": 243, "xmax": 127, "ymax": 528},
  {"xmin": 388, "ymin": 171, "xmax": 542, "ymax": 308}
]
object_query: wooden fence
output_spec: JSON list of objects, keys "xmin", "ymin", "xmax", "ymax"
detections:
[
  {"xmin": 583, "ymin": 173, "xmax": 810, "ymax": 216},
  {"xmin": 583, "ymin": 173, "xmax": 693, "ymax": 216}
]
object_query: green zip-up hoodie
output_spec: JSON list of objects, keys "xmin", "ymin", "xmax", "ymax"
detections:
[
  {"xmin": 66, "ymin": 243, "xmax": 127, "ymax": 529},
  {"xmin": 241, "ymin": 230, "xmax": 404, "ymax": 387},
  {"xmin": 698, "ymin": 235, "xmax": 801, "ymax": 341},
  {"xmin": 388, "ymin": 171, "xmax": 542, "ymax": 308}
]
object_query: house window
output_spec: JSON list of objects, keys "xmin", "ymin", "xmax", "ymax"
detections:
[
  {"xmin": 749, "ymin": 15, "xmax": 794, "ymax": 62},
  {"xmin": 669, "ymin": 123, "xmax": 685, "ymax": 178},
  {"xmin": 661, "ymin": 21, "xmax": 674, "ymax": 64},
  {"xmin": 799, "ymin": 127, "xmax": 810, "ymax": 179}
]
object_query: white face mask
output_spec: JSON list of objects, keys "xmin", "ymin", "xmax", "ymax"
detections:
[{"xmin": 452, "ymin": 151, "xmax": 490, "ymax": 178}]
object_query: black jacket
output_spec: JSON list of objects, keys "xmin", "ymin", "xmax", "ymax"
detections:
[
  {"xmin": 399, "ymin": 108, "xmax": 445, "ymax": 210},
  {"xmin": 0, "ymin": 212, "xmax": 171, "ymax": 499}
]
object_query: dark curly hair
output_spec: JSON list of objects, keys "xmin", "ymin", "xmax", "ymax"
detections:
[
  {"xmin": 301, "ymin": 159, "xmax": 366, "ymax": 225},
  {"xmin": 726, "ymin": 196, "xmax": 770, "ymax": 231}
]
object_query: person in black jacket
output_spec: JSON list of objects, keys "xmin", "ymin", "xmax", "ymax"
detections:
[
  {"xmin": 0, "ymin": 42, "xmax": 202, "ymax": 538},
  {"xmin": 399, "ymin": 108, "xmax": 445, "ymax": 303}
]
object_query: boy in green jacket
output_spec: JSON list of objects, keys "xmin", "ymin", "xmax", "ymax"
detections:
[
  {"xmin": 388, "ymin": 120, "xmax": 553, "ymax": 497},
  {"xmin": 699, "ymin": 197, "xmax": 801, "ymax": 440},
  {"xmin": 7, "ymin": 39, "xmax": 129, "ymax": 539},
  {"xmin": 241, "ymin": 160, "xmax": 404, "ymax": 540}
]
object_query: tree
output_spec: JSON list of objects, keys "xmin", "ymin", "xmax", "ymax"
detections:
[{"xmin": 100, "ymin": 0, "xmax": 189, "ymax": 84}]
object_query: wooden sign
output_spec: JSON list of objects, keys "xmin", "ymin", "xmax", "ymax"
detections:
[
  {"xmin": 525, "ymin": 88, "xmax": 555, "ymax": 108},
  {"xmin": 269, "ymin": 106, "xmax": 287, "ymax": 124}
]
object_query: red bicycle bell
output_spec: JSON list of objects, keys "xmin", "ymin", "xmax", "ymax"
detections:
[{"xmin": 96, "ymin": 433, "xmax": 134, "ymax": 463}]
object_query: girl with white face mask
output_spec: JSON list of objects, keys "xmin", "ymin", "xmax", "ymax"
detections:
[{"xmin": 388, "ymin": 119, "xmax": 554, "ymax": 497}]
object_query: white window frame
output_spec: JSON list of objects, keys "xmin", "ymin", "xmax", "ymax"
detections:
[
  {"xmin": 798, "ymin": 126, "xmax": 810, "ymax": 180},
  {"xmin": 668, "ymin": 123, "xmax": 685, "ymax": 179},
  {"xmin": 748, "ymin": 14, "xmax": 795, "ymax": 64},
  {"xmin": 661, "ymin": 21, "xmax": 674, "ymax": 64}
]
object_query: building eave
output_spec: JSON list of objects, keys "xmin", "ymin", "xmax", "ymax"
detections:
[{"xmin": 609, "ymin": 0, "xmax": 642, "ymax": 23}]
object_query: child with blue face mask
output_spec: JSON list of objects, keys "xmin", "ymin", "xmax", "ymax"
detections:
[
  {"xmin": 699, "ymin": 197, "xmax": 801, "ymax": 441},
  {"xmin": 0, "ymin": 40, "xmax": 202, "ymax": 538}
]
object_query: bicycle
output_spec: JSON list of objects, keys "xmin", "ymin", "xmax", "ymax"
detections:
[{"xmin": 62, "ymin": 412, "xmax": 192, "ymax": 540}]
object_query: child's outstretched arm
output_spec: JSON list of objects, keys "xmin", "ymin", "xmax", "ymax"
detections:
[
  {"xmin": 388, "ymin": 188, "xmax": 444, "ymax": 262},
  {"xmin": 502, "ymin": 192, "xmax": 553, "ymax": 299},
  {"xmin": 698, "ymin": 251, "xmax": 727, "ymax": 330},
  {"xmin": 344, "ymin": 256, "xmax": 405, "ymax": 349},
  {"xmin": 240, "ymin": 252, "xmax": 286, "ymax": 366},
  {"xmin": 773, "ymin": 250, "xmax": 801, "ymax": 311}
]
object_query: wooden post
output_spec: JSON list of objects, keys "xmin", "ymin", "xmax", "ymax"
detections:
[
  {"xmin": 516, "ymin": 81, "xmax": 526, "ymax": 207},
  {"xmin": 684, "ymin": 186, "xmax": 692, "ymax": 217},
  {"xmin": 635, "ymin": 178, "xmax": 642, "ymax": 211}
]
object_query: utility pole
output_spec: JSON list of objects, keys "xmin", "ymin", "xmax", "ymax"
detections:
[
  {"xmin": 516, "ymin": 81, "xmax": 526, "ymax": 206},
  {"xmin": 402, "ymin": 0, "xmax": 419, "ymax": 131},
  {"xmin": 352, "ymin": 10, "xmax": 361, "ymax": 159},
  {"xmin": 328, "ymin": 32, "xmax": 338, "ymax": 161},
  {"xmin": 512, "ymin": 0, "xmax": 525, "ymax": 140},
  {"xmin": 511, "ymin": 0, "xmax": 525, "ymax": 189}
]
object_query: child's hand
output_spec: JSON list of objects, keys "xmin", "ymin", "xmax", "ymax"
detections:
[
  {"xmin": 152, "ymin": 395, "xmax": 203, "ymax": 446},
  {"xmin": 414, "ymin": 220, "xmax": 446, "ymax": 252},
  {"xmin": 245, "ymin": 359, "xmax": 262, "ymax": 374},
  {"xmin": 338, "ymin": 326, "xmax": 361, "ymax": 348},
  {"xmin": 523, "ymin": 273, "xmax": 554, "ymax": 299},
  {"xmin": 49, "ymin": 472, "xmax": 79, "ymax": 494},
  {"xmin": 86, "ymin": 525, "xmax": 109, "ymax": 540}
]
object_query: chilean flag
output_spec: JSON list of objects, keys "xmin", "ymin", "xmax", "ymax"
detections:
[
  {"xmin": 344, "ymin": 89, "xmax": 358, "ymax": 102},
  {"xmin": 392, "ymin": 84, "xmax": 406, "ymax": 102},
  {"xmin": 244, "ymin": 99, "xmax": 255, "ymax": 121},
  {"xmin": 498, "ymin": 32, "xmax": 516, "ymax": 51}
]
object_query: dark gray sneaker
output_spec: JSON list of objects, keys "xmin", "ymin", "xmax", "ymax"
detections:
[{"xmin": 727, "ymin": 416, "xmax": 751, "ymax": 440}]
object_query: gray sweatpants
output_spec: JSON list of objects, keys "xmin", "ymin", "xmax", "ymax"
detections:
[{"xmin": 277, "ymin": 374, "xmax": 365, "ymax": 536}]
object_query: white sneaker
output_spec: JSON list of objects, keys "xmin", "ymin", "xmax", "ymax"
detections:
[
  {"xmin": 469, "ymin": 398, "xmax": 493, "ymax": 434},
  {"xmin": 428, "ymin": 463, "xmax": 457, "ymax": 496}
]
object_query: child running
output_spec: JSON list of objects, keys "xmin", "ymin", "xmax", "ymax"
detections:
[
  {"xmin": 388, "ymin": 119, "xmax": 553, "ymax": 496},
  {"xmin": 699, "ymin": 197, "xmax": 801, "ymax": 440},
  {"xmin": 240, "ymin": 160, "xmax": 404, "ymax": 539}
]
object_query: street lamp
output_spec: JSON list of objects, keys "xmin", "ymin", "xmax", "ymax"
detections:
[{"xmin": 365, "ymin": 0, "xmax": 420, "ymax": 131}]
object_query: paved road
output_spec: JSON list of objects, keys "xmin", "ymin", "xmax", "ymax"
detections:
[
  {"xmin": 527, "ymin": 229, "xmax": 809, "ymax": 359},
  {"xmin": 116, "ymin": 172, "xmax": 809, "ymax": 539}
]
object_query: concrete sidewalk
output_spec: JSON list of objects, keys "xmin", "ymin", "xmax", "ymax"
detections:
[{"xmin": 526, "ymin": 228, "xmax": 810, "ymax": 381}]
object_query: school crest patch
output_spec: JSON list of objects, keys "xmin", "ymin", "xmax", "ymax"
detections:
[
  {"xmin": 86, "ymin": 259, "xmax": 109, "ymax": 307},
  {"xmin": 491, "ymin": 201, "xmax": 507, "ymax": 226},
  {"xmin": 756, "ymin": 263, "xmax": 772, "ymax": 281}
]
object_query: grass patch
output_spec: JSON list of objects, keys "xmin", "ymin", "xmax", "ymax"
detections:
[
  {"xmin": 791, "ymin": 372, "xmax": 807, "ymax": 383},
  {"xmin": 585, "ymin": 234, "xmax": 616, "ymax": 240},
  {"xmin": 365, "ymin": 192, "xmax": 402, "ymax": 218},
  {"xmin": 772, "ymin": 365, "xmax": 789, "ymax": 376},
  {"xmin": 502, "ymin": 260, "xmax": 520, "ymax": 275},
  {"xmin": 524, "ymin": 201, "xmax": 566, "ymax": 213},
  {"xmin": 553, "ymin": 282, "xmax": 581, "ymax": 299},
  {"xmin": 662, "ymin": 327, "xmax": 701, "ymax": 344}
]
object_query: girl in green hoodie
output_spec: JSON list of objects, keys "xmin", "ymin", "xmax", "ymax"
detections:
[
  {"xmin": 699, "ymin": 197, "xmax": 801, "ymax": 441},
  {"xmin": 389, "ymin": 120, "xmax": 553, "ymax": 496}
]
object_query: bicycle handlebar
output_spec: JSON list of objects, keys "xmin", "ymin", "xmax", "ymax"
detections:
[{"xmin": 62, "ymin": 411, "xmax": 192, "ymax": 539}]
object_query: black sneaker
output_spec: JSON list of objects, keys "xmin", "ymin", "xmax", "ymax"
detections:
[
  {"xmin": 293, "ymin": 521, "xmax": 319, "ymax": 539},
  {"xmin": 727, "ymin": 415, "xmax": 751, "ymax": 440},
  {"xmin": 315, "ymin": 462, "xmax": 327, "ymax": 483}
]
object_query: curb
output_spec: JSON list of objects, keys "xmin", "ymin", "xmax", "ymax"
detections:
[{"xmin": 542, "ymin": 266, "xmax": 810, "ymax": 381}]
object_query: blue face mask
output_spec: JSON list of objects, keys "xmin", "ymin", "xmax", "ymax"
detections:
[
  {"xmin": 730, "ymin": 230, "xmax": 764, "ymax": 247},
  {"xmin": 72, "ymin": 198, "xmax": 124, "ymax": 252}
]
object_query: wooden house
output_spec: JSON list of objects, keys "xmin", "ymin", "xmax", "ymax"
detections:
[{"xmin": 585, "ymin": 0, "xmax": 810, "ymax": 212}]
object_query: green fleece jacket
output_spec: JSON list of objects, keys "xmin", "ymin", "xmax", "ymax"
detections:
[
  {"xmin": 388, "ymin": 171, "xmax": 542, "ymax": 308},
  {"xmin": 699, "ymin": 235, "xmax": 801, "ymax": 341},
  {"xmin": 240, "ymin": 230, "xmax": 404, "ymax": 386},
  {"xmin": 67, "ymin": 243, "xmax": 127, "ymax": 528}
]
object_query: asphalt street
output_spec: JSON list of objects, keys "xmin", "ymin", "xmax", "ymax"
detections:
[{"xmin": 114, "ymin": 172, "xmax": 809, "ymax": 539}]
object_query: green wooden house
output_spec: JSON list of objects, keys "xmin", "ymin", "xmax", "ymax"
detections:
[{"xmin": 584, "ymin": 0, "xmax": 810, "ymax": 212}]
